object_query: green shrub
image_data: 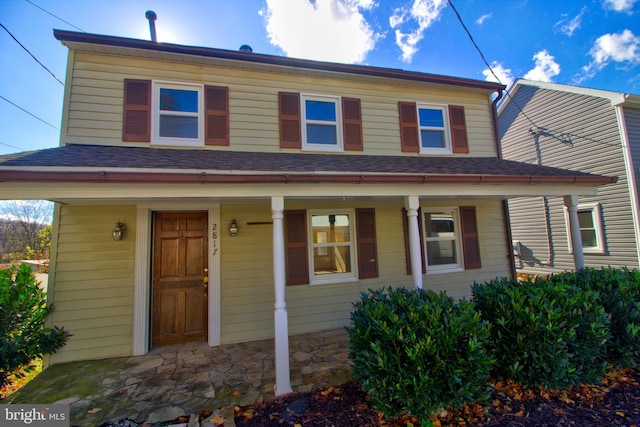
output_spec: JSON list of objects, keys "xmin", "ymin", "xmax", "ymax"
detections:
[
  {"xmin": 347, "ymin": 287, "xmax": 493, "ymax": 423},
  {"xmin": 472, "ymin": 276, "xmax": 609, "ymax": 389},
  {"xmin": 0, "ymin": 264, "xmax": 71, "ymax": 388},
  {"xmin": 549, "ymin": 267, "xmax": 640, "ymax": 367}
]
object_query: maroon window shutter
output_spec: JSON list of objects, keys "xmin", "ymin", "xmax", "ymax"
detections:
[
  {"xmin": 342, "ymin": 97, "xmax": 363, "ymax": 151},
  {"xmin": 460, "ymin": 206, "xmax": 481, "ymax": 269},
  {"xmin": 279, "ymin": 92, "xmax": 301, "ymax": 149},
  {"xmin": 449, "ymin": 105, "xmax": 469, "ymax": 154},
  {"xmin": 356, "ymin": 208, "xmax": 378, "ymax": 279},
  {"xmin": 205, "ymin": 85, "xmax": 229, "ymax": 146},
  {"xmin": 398, "ymin": 102, "xmax": 419, "ymax": 153},
  {"xmin": 284, "ymin": 210, "xmax": 309, "ymax": 285},
  {"xmin": 123, "ymin": 79, "xmax": 151, "ymax": 142},
  {"xmin": 402, "ymin": 207, "xmax": 426, "ymax": 275}
]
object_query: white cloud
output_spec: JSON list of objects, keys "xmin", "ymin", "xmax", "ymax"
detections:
[
  {"xmin": 523, "ymin": 50, "xmax": 561, "ymax": 82},
  {"xmin": 555, "ymin": 7, "xmax": 586, "ymax": 37},
  {"xmin": 261, "ymin": 0, "xmax": 379, "ymax": 64},
  {"xmin": 475, "ymin": 13, "xmax": 492, "ymax": 25},
  {"xmin": 603, "ymin": 0, "xmax": 637, "ymax": 13},
  {"xmin": 579, "ymin": 29, "xmax": 640, "ymax": 81},
  {"xmin": 483, "ymin": 61, "xmax": 514, "ymax": 87},
  {"xmin": 389, "ymin": 0, "xmax": 448, "ymax": 62}
]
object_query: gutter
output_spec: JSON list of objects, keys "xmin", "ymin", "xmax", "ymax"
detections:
[{"xmin": 0, "ymin": 170, "xmax": 618, "ymax": 185}]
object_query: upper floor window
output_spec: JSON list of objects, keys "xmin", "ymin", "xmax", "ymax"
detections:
[
  {"xmin": 153, "ymin": 82, "xmax": 204, "ymax": 145},
  {"xmin": 278, "ymin": 92, "xmax": 363, "ymax": 152},
  {"xmin": 302, "ymin": 95, "xmax": 343, "ymax": 152},
  {"xmin": 123, "ymin": 79, "xmax": 229, "ymax": 146},
  {"xmin": 418, "ymin": 105, "xmax": 451, "ymax": 153},
  {"xmin": 398, "ymin": 102, "xmax": 469, "ymax": 154}
]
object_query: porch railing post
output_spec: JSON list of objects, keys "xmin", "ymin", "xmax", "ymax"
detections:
[
  {"xmin": 405, "ymin": 196, "xmax": 423, "ymax": 289},
  {"xmin": 271, "ymin": 196, "xmax": 292, "ymax": 395},
  {"xmin": 564, "ymin": 195, "xmax": 585, "ymax": 270}
]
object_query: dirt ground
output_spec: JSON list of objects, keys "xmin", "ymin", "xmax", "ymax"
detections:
[{"xmin": 234, "ymin": 369, "xmax": 640, "ymax": 426}]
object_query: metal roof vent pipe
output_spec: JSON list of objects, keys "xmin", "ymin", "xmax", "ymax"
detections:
[
  {"xmin": 239, "ymin": 44, "xmax": 253, "ymax": 53},
  {"xmin": 145, "ymin": 10, "xmax": 158, "ymax": 42}
]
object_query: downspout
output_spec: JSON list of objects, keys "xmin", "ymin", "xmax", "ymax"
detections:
[{"xmin": 492, "ymin": 90, "xmax": 517, "ymax": 279}]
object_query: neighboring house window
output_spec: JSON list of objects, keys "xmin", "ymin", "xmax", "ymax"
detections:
[
  {"xmin": 122, "ymin": 79, "xmax": 229, "ymax": 146},
  {"xmin": 278, "ymin": 92, "xmax": 363, "ymax": 151},
  {"xmin": 398, "ymin": 102, "xmax": 469, "ymax": 154},
  {"xmin": 402, "ymin": 205, "xmax": 481, "ymax": 274},
  {"xmin": 153, "ymin": 82, "xmax": 203, "ymax": 145},
  {"xmin": 284, "ymin": 208, "xmax": 378, "ymax": 285},
  {"xmin": 565, "ymin": 203, "xmax": 605, "ymax": 254},
  {"xmin": 302, "ymin": 95, "xmax": 342, "ymax": 151}
]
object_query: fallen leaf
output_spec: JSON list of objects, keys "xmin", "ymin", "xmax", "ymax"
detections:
[
  {"xmin": 515, "ymin": 410, "xmax": 525, "ymax": 417},
  {"xmin": 617, "ymin": 411, "xmax": 626, "ymax": 417},
  {"xmin": 233, "ymin": 390, "xmax": 241, "ymax": 397},
  {"xmin": 321, "ymin": 387, "xmax": 335, "ymax": 396},
  {"xmin": 87, "ymin": 408, "xmax": 102, "ymax": 414},
  {"xmin": 208, "ymin": 414, "xmax": 225, "ymax": 425}
]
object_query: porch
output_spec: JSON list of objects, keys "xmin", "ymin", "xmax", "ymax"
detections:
[{"xmin": 8, "ymin": 329, "xmax": 352, "ymax": 426}]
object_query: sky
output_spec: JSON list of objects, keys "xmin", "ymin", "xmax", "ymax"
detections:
[{"xmin": 0, "ymin": 0, "xmax": 639, "ymax": 158}]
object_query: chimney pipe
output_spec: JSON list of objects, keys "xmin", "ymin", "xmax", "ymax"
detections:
[{"xmin": 145, "ymin": 10, "xmax": 157, "ymax": 42}]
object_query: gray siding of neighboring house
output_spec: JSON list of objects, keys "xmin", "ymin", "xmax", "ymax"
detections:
[
  {"xmin": 625, "ymin": 107, "xmax": 640, "ymax": 215},
  {"xmin": 500, "ymin": 85, "xmax": 639, "ymax": 275}
]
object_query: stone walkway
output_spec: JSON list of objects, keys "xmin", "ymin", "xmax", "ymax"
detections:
[{"xmin": 7, "ymin": 328, "xmax": 353, "ymax": 426}]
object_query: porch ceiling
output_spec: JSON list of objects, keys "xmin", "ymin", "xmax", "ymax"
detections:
[{"xmin": 0, "ymin": 144, "xmax": 616, "ymax": 201}]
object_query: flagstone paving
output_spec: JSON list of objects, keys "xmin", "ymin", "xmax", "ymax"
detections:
[{"xmin": 7, "ymin": 328, "xmax": 353, "ymax": 426}]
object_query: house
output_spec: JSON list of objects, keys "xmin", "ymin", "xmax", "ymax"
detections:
[
  {"xmin": 0, "ymin": 30, "xmax": 616, "ymax": 395},
  {"xmin": 499, "ymin": 79, "xmax": 640, "ymax": 276}
]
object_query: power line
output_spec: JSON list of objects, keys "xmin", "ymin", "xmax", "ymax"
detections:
[
  {"xmin": 446, "ymin": 0, "xmax": 539, "ymax": 130},
  {"xmin": 25, "ymin": 0, "xmax": 86, "ymax": 32},
  {"xmin": 0, "ymin": 141, "xmax": 25, "ymax": 151},
  {"xmin": 0, "ymin": 22, "xmax": 64, "ymax": 86},
  {"xmin": 0, "ymin": 95, "xmax": 59, "ymax": 130}
]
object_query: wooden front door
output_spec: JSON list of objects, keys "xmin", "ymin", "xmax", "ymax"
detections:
[{"xmin": 152, "ymin": 211, "xmax": 208, "ymax": 347}]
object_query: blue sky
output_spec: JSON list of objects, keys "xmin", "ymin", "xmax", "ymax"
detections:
[{"xmin": 0, "ymin": 0, "xmax": 639, "ymax": 157}]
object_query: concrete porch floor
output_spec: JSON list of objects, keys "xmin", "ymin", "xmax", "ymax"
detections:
[{"xmin": 7, "ymin": 328, "xmax": 353, "ymax": 426}]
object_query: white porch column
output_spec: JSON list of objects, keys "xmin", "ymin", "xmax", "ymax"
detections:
[
  {"xmin": 405, "ymin": 196, "xmax": 423, "ymax": 289},
  {"xmin": 564, "ymin": 195, "xmax": 585, "ymax": 270},
  {"xmin": 271, "ymin": 196, "xmax": 292, "ymax": 395}
]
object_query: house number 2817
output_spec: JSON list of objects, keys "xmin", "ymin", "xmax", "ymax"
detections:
[{"xmin": 212, "ymin": 224, "xmax": 218, "ymax": 256}]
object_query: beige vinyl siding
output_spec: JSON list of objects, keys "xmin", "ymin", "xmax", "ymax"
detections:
[
  {"xmin": 501, "ymin": 85, "xmax": 639, "ymax": 275},
  {"xmin": 219, "ymin": 198, "xmax": 509, "ymax": 344},
  {"xmin": 49, "ymin": 205, "xmax": 136, "ymax": 363},
  {"xmin": 64, "ymin": 52, "xmax": 497, "ymax": 157}
]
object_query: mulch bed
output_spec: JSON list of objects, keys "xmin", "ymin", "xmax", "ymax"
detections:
[{"xmin": 234, "ymin": 369, "xmax": 640, "ymax": 426}]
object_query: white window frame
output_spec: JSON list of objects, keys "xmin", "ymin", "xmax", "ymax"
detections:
[
  {"xmin": 307, "ymin": 209, "xmax": 357, "ymax": 285},
  {"xmin": 565, "ymin": 202, "xmax": 606, "ymax": 254},
  {"xmin": 417, "ymin": 103, "xmax": 451, "ymax": 155},
  {"xmin": 301, "ymin": 94, "xmax": 343, "ymax": 152},
  {"xmin": 152, "ymin": 81, "xmax": 205, "ymax": 147},
  {"xmin": 422, "ymin": 207, "xmax": 464, "ymax": 274}
]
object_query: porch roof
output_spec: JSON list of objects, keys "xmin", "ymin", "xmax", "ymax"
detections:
[{"xmin": 0, "ymin": 144, "xmax": 617, "ymax": 186}]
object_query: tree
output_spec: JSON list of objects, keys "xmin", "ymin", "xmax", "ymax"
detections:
[
  {"xmin": 0, "ymin": 264, "xmax": 70, "ymax": 388},
  {"xmin": 0, "ymin": 201, "xmax": 53, "ymax": 263}
]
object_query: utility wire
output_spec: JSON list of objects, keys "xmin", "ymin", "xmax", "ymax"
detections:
[
  {"xmin": 0, "ymin": 141, "xmax": 25, "ymax": 151},
  {"xmin": 0, "ymin": 95, "xmax": 59, "ymax": 130},
  {"xmin": 446, "ymin": 0, "xmax": 539, "ymax": 130},
  {"xmin": 0, "ymin": 22, "xmax": 64, "ymax": 86},
  {"xmin": 25, "ymin": 0, "xmax": 86, "ymax": 32}
]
